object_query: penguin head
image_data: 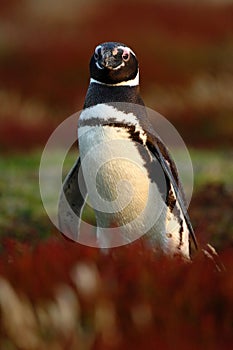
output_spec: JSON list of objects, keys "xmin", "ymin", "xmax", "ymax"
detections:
[{"xmin": 90, "ymin": 42, "xmax": 139, "ymax": 85}]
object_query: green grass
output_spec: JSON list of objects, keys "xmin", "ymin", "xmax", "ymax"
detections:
[
  {"xmin": 0, "ymin": 151, "xmax": 51, "ymax": 244},
  {"xmin": 0, "ymin": 148, "xmax": 232, "ymax": 244},
  {"xmin": 191, "ymin": 148, "xmax": 233, "ymax": 189}
]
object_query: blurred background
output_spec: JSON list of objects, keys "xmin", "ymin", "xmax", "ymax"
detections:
[
  {"xmin": 1, "ymin": 0, "xmax": 233, "ymax": 150},
  {"xmin": 0, "ymin": 1, "xmax": 233, "ymax": 348}
]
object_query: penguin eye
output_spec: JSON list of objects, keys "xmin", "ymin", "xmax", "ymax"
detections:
[
  {"xmin": 122, "ymin": 49, "xmax": 130, "ymax": 62},
  {"xmin": 122, "ymin": 53, "xmax": 129, "ymax": 62}
]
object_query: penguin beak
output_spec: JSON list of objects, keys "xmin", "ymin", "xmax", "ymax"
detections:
[{"xmin": 99, "ymin": 50, "xmax": 120, "ymax": 70}]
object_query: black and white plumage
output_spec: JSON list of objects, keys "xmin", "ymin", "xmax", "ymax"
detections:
[{"xmin": 58, "ymin": 41, "xmax": 198, "ymax": 258}]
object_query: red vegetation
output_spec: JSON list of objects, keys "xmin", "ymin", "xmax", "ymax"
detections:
[
  {"xmin": 0, "ymin": 119, "xmax": 56, "ymax": 152},
  {"xmin": 190, "ymin": 183, "xmax": 233, "ymax": 249},
  {"xmin": 0, "ymin": 183, "xmax": 232, "ymax": 348},
  {"xmin": 0, "ymin": 2, "xmax": 233, "ymax": 150},
  {"xmin": 0, "ymin": 237, "xmax": 232, "ymax": 349}
]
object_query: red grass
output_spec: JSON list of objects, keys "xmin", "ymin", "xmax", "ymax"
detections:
[
  {"xmin": 1, "ymin": 2, "xmax": 233, "ymax": 150},
  {"xmin": 0, "ymin": 237, "xmax": 232, "ymax": 349},
  {"xmin": 0, "ymin": 119, "xmax": 57, "ymax": 151}
]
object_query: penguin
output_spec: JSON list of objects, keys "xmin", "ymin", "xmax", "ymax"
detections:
[{"xmin": 58, "ymin": 41, "xmax": 198, "ymax": 259}]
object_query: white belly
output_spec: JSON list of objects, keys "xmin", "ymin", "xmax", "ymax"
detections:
[
  {"xmin": 78, "ymin": 108, "xmax": 190, "ymax": 258},
  {"xmin": 78, "ymin": 123, "xmax": 168, "ymax": 247}
]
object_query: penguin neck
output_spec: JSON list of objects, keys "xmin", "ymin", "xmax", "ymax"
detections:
[{"xmin": 83, "ymin": 83, "xmax": 144, "ymax": 109}]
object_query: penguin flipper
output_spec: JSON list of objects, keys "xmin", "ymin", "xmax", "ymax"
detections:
[
  {"xmin": 146, "ymin": 132, "xmax": 198, "ymax": 252},
  {"xmin": 58, "ymin": 157, "xmax": 87, "ymax": 241}
]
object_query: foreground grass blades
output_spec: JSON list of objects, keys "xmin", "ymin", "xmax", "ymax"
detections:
[{"xmin": 0, "ymin": 239, "xmax": 232, "ymax": 350}]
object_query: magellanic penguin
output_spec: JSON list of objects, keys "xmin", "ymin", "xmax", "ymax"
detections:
[{"xmin": 58, "ymin": 41, "xmax": 198, "ymax": 259}]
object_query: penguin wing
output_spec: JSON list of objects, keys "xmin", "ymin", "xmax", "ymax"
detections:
[
  {"xmin": 146, "ymin": 131, "xmax": 198, "ymax": 251},
  {"xmin": 58, "ymin": 157, "xmax": 87, "ymax": 241}
]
